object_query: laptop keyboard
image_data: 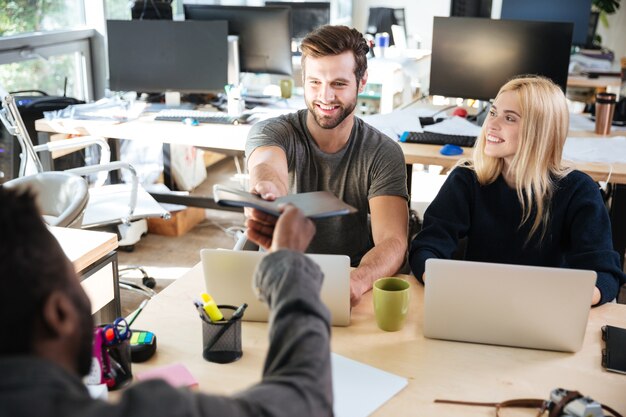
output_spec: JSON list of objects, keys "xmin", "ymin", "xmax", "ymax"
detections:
[
  {"xmin": 400, "ymin": 131, "xmax": 477, "ymax": 147},
  {"xmin": 154, "ymin": 109, "xmax": 248, "ymax": 125}
]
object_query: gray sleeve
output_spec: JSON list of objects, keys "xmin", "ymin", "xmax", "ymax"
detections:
[
  {"xmin": 368, "ymin": 139, "xmax": 408, "ymax": 201},
  {"xmin": 112, "ymin": 250, "xmax": 333, "ymax": 417},
  {"xmin": 238, "ymin": 250, "xmax": 333, "ymax": 417}
]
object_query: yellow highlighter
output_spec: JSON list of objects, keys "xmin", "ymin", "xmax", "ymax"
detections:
[{"xmin": 200, "ymin": 292, "xmax": 224, "ymax": 322}]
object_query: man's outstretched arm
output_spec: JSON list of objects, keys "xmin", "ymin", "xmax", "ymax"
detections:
[{"xmin": 350, "ymin": 195, "xmax": 408, "ymax": 306}]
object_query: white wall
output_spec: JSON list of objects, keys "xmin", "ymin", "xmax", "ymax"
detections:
[
  {"xmin": 352, "ymin": 0, "xmax": 451, "ymax": 50},
  {"xmin": 353, "ymin": 1, "xmax": 625, "ymax": 64},
  {"xmin": 597, "ymin": 6, "xmax": 626, "ymax": 63}
]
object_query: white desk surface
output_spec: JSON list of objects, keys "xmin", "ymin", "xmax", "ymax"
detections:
[
  {"xmin": 36, "ymin": 110, "xmax": 626, "ymax": 184},
  {"xmin": 131, "ymin": 263, "xmax": 626, "ymax": 416},
  {"xmin": 50, "ymin": 226, "xmax": 118, "ymax": 273},
  {"xmin": 36, "ymin": 115, "xmax": 252, "ymax": 153}
]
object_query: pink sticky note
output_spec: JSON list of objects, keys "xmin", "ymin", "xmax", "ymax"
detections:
[{"xmin": 135, "ymin": 363, "xmax": 198, "ymax": 389}]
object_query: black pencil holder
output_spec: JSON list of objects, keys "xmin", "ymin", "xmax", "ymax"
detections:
[{"xmin": 202, "ymin": 305, "xmax": 243, "ymax": 364}]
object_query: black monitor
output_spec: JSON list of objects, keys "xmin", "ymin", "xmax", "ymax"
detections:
[
  {"xmin": 107, "ymin": 20, "xmax": 228, "ymax": 93},
  {"xmin": 265, "ymin": 2, "xmax": 330, "ymax": 39},
  {"xmin": 184, "ymin": 4, "xmax": 293, "ymax": 76},
  {"xmin": 450, "ymin": 0, "xmax": 492, "ymax": 18},
  {"xmin": 429, "ymin": 17, "xmax": 573, "ymax": 101},
  {"xmin": 365, "ymin": 7, "xmax": 406, "ymax": 46},
  {"xmin": 500, "ymin": 0, "xmax": 593, "ymax": 47}
]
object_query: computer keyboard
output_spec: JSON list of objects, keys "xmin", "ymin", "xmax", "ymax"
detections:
[
  {"xmin": 399, "ymin": 131, "xmax": 477, "ymax": 147},
  {"xmin": 154, "ymin": 109, "xmax": 248, "ymax": 125}
]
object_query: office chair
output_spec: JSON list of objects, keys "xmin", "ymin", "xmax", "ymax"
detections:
[
  {"xmin": 0, "ymin": 94, "xmax": 168, "ymax": 297},
  {"xmin": 3, "ymin": 171, "xmax": 89, "ymax": 228}
]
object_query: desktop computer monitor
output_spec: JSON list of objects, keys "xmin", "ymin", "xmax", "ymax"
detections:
[
  {"xmin": 265, "ymin": 1, "xmax": 330, "ymax": 40},
  {"xmin": 429, "ymin": 17, "xmax": 573, "ymax": 101},
  {"xmin": 184, "ymin": 4, "xmax": 293, "ymax": 76},
  {"xmin": 500, "ymin": 0, "xmax": 592, "ymax": 47},
  {"xmin": 107, "ymin": 20, "xmax": 228, "ymax": 93},
  {"xmin": 365, "ymin": 7, "xmax": 406, "ymax": 46}
]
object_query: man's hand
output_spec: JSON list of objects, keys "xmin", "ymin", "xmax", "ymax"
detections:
[
  {"xmin": 349, "ymin": 271, "xmax": 370, "ymax": 307},
  {"xmin": 244, "ymin": 181, "xmax": 285, "ymax": 242},
  {"xmin": 246, "ymin": 205, "xmax": 315, "ymax": 252},
  {"xmin": 270, "ymin": 205, "xmax": 315, "ymax": 253},
  {"xmin": 245, "ymin": 208, "xmax": 278, "ymax": 250},
  {"xmin": 250, "ymin": 180, "xmax": 282, "ymax": 201}
]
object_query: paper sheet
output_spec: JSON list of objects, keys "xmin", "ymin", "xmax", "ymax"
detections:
[
  {"xmin": 563, "ymin": 136, "xmax": 626, "ymax": 163},
  {"xmin": 361, "ymin": 108, "xmax": 429, "ymax": 139},
  {"xmin": 332, "ymin": 353, "xmax": 408, "ymax": 417},
  {"xmin": 423, "ymin": 116, "xmax": 483, "ymax": 136}
]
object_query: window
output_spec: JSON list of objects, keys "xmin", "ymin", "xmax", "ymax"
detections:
[{"xmin": 0, "ymin": 1, "xmax": 94, "ymax": 100}]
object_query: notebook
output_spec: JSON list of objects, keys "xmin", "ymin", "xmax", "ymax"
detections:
[
  {"xmin": 423, "ymin": 259, "xmax": 597, "ymax": 352},
  {"xmin": 213, "ymin": 184, "xmax": 357, "ymax": 219},
  {"xmin": 201, "ymin": 249, "xmax": 351, "ymax": 326}
]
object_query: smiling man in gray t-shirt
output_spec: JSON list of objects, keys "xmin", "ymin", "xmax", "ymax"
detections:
[{"xmin": 245, "ymin": 25, "xmax": 408, "ymax": 306}]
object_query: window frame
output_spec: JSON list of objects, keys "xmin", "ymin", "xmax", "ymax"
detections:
[{"xmin": 0, "ymin": 28, "xmax": 96, "ymax": 101}]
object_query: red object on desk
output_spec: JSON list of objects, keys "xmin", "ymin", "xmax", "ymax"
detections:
[{"xmin": 452, "ymin": 108, "xmax": 468, "ymax": 118}]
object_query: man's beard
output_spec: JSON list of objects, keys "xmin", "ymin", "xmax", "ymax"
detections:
[{"xmin": 306, "ymin": 98, "xmax": 357, "ymax": 130}]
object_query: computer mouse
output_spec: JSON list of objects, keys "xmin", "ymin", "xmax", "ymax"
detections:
[
  {"xmin": 183, "ymin": 117, "xmax": 199, "ymax": 126},
  {"xmin": 440, "ymin": 144, "xmax": 463, "ymax": 156}
]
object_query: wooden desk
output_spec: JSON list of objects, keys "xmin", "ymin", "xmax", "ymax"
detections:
[
  {"xmin": 51, "ymin": 227, "xmax": 120, "ymax": 324},
  {"xmin": 131, "ymin": 263, "xmax": 626, "ymax": 416},
  {"xmin": 399, "ymin": 133, "xmax": 626, "ymax": 184},
  {"xmin": 567, "ymin": 74, "xmax": 622, "ymax": 90}
]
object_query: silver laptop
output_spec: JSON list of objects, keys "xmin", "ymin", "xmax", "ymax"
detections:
[
  {"xmin": 423, "ymin": 259, "xmax": 597, "ymax": 352},
  {"xmin": 201, "ymin": 249, "xmax": 351, "ymax": 326}
]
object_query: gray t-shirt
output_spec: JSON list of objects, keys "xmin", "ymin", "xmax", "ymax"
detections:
[{"xmin": 246, "ymin": 109, "xmax": 408, "ymax": 265}]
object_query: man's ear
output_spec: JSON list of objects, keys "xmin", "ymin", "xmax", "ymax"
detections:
[
  {"xmin": 358, "ymin": 70, "xmax": 368, "ymax": 94},
  {"xmin": 41, "ymin": 290, "xmax": 79, "ymax": 339}
]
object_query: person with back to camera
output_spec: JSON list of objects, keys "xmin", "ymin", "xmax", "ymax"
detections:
[
  {"xmin": 0, "ymin": 185, "xmax": 333, "ymax": 417},
  {"xmin": 409, "ymin": 75, "xmax": 626, "ymax": 305},
  {"xmin": 245, "ymin": 25, "xmax": 409, "ymax": 307}
]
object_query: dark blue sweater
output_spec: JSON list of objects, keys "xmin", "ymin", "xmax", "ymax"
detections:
[{"xmin": 409, "ymin": 167, "xmax": 625, "ymax": 305}]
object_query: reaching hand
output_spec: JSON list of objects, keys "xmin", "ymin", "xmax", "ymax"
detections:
[
  {"xmin": 250, "ymin": 181, "xmax": 282, "ymax": 201},
  {"xmin": 247, "ymin": 204, "xmax": 315, "ymax": 252},
  {"xmin": 270, "ymin": 205, "xmax": 315, "ymax": 253},
  {"xmin": 245, "ymin": 208, "xmax": 279, "ymax": 250}
]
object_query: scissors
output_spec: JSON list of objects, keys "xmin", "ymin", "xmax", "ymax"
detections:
[{"xmin": 103, "ymin": 317, "xmax": 131, "ymax": 346}]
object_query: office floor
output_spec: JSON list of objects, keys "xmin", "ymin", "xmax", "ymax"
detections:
[
  {"xmin": 118, "ymin": 157, "xmax": 246, "ymax": 316},
  {"xmin": 118, "ymin": 158, "xmax": 626, "ymax": 315}
]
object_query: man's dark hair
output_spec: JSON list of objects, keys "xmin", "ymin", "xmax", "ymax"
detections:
[
  {"xmin": 0, "ymin": 186, "xmax": 75, "ymax": 355},
  {"xmin": 300, "ymin": 25, "xmax": 370, "ymax": 84}
]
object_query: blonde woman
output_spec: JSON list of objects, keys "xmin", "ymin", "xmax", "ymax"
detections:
[{"xmin": 409, "ymin": 76, "xmax": 625, "ymax": 305}]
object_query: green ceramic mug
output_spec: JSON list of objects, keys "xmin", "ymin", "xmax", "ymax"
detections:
[{"xmin": 373, "ymin": 277, "xmax": 410, "ymax": 332}]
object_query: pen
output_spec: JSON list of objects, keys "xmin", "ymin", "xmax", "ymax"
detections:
[
  {"xmin": 125, "ymin": 299, "xmax": 149, "ymax": 327},
  {"xmin": 193, "ymin": 299, "xmax": 212, "ymax": 323},
  {"xmin": 205, "ymin": 303, "xmax": 248, "ymax": 352}
]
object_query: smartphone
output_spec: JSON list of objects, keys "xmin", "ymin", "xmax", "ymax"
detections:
[{"xmin": 601, "ymin": 325, "xmax": 626, "ymax": 374}]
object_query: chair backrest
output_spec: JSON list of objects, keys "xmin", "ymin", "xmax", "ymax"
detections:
[{"xmin": 3, "ymin": 171, "xmax": 89, "ymax": 228}]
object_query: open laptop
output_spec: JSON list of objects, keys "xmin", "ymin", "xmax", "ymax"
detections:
[
  {"xmin": 423, "ymin": 259, "xmax": 597, "ymax": 352},
  {"xmin": 201, "ymin": 249, "xmax": 351, "ymax": 326}
]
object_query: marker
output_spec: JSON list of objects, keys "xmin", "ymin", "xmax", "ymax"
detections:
[{"xmin": 200, "ymin": 292, "xmax": 224, "ymax": 322}]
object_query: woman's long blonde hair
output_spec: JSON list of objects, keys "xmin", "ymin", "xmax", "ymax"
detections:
[{"xmin": 467, "ymin": 75, "xmax": 571, "ymax": 242}]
